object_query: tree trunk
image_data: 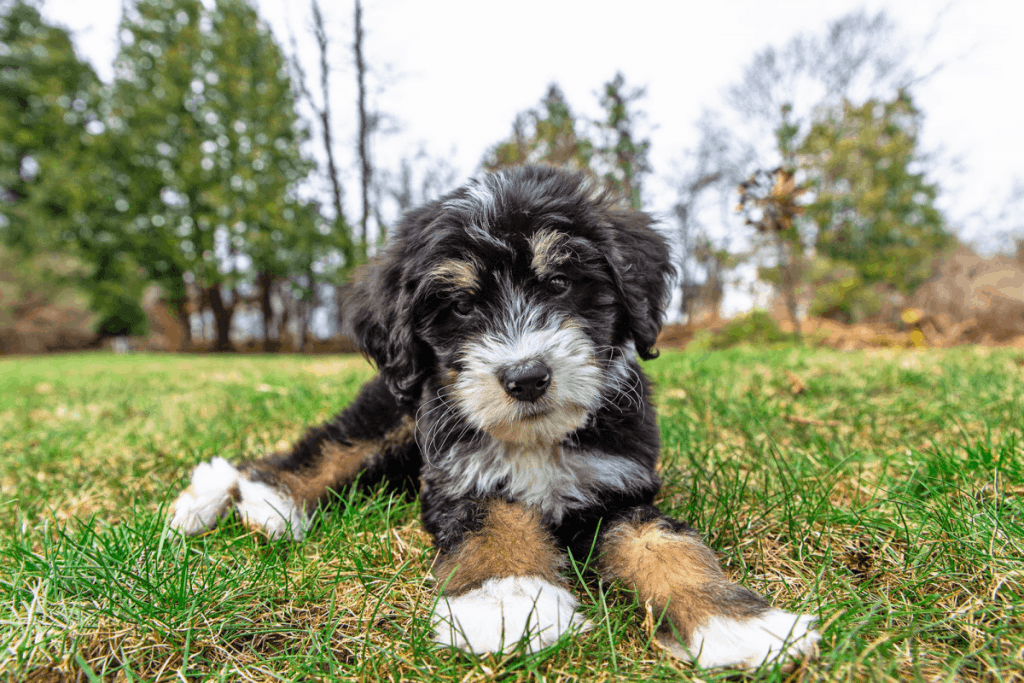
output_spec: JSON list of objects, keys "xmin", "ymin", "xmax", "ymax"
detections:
[
  {"xmin": 778, "ymin": 239, "xmax": 803, "ymax": 344},
  {"xmin": 258, "ymin": 270, "xmax": 274, "ymax": 352},
  {"xmin": 206, "ymin": 285, "xmax": 236, "ymax": 352},
  {"xmin": 307, "ymin": 0, "xmax": 352, "ymax": 266},
  {"xmin": 172, "ymin": 299, "xmax": 192, "ymax": 351},
  {"xmin": 289, "ymin": 2, "xmax": 351, "ymax": 261},
  {"xmin": 354, "ymin": 0, "xmax": 371, "ymax": 246},
  {"xmin": 299, "ymin": 268, "xmax": 316, "ymax": 353}
]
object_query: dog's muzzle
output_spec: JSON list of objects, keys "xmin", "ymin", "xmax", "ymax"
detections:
[{"xmin": 499, "ymin": 360, "xmax": 552, "ymax": 402}]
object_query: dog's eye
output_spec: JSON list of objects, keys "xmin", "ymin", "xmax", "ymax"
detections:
[
  {"xmin": 452, "ymin": 299, "xmax": 475, "ymax": 317},
  {"xmin": 549, "ymin": 276, "xmax": 571, "ymax": 295}
]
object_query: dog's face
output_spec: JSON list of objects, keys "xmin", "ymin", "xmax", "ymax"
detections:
[{"xmin": 346, "ymin": 166, "xmax": 673, "ymax": 447}]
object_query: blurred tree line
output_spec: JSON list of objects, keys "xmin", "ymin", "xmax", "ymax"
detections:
[
  {"xmin": 0, "ymin": 0, "xmax": 440, "ymax": 352},
  {"xmin": 483, "ymin": 75, "xmax": 650, "ymax": 211},
  {"xmin": 675, "ymin": 10, "xmax": 955, "ymax": 332},
  {"xmin": 2, "ymin": 0, "xmax": 341, "ymax": 351},
  {"xmin": 1, "ymin": 2, "xmax": 960, "ymax": 353}
]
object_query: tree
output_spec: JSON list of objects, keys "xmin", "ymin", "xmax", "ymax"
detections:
[
  {"xmin": 675, "ymin": 9, "xmax": 940, "ymax": 324},
  {"xmin": 727, "ymin": 10, "xmax": 913, "ymax": 133},
  {"xmin": 112, "ymin": 0, "xmax": 316, "ymax": 351},
  {"xmin": 485, "ymin": 77, "xmax": 651, "ymax": 209},
  {"xmin": 0, "ymin": 0, "xmax": 150, "ymax": 337},
  {"xmin": 353, "ymin": 0, "xmax": 371, "ymax": 247},
  {"xmin": 735, "ymin": 104, "xmax": 810, "ymax": 340},
  {"xmin": 0, "ymin": 0, "xmax": 97, "ymax": 248},
  {"xmin": 376, "ymin": 146, "xmax": 458, "ymax": 219},
  {"xmin": 203, "ymin": 0, "xmax": 319, "ymax": 351},
  {"xmin": 597, "ymin": 73, "xmax": 650, "ymax": 210},
  {"xmin": 671, "ymin": 112, "xmax": 753, "ymax": 320},
  {"xmin": 737, "ymin": 165, "xmax": 809, "ymax": 340},
  {"xmin": 290, "ymin": 0, "xmax": 355, "ymax": 267},
  {"xmin": 798, "ymin": 91, "xmax": 953, "ymax": 320},
  {"xmin": 108, "ymin": 0, "xmax": 204, "ymax": 347},
  {"xmin": 483, "ymin": 84, "xmax": 595, "ymax": 173}
]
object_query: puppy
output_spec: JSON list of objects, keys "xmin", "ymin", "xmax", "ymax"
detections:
[{"xmin": 169, "ymin": 166, "xmax": 819, "ymax": 668}]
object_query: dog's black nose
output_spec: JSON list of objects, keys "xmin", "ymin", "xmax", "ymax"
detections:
[{"xmin": 500, "ymin": 361, "xmax": 552, "ymax": 402}]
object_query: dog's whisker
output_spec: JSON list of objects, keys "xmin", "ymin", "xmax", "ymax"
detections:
[
  {"xmin": 422, "ymin": 406, "xmax": 455, "ymax": 463},
  {"xmin": 431, "ymin": 410, "xmax": 464, "ymax": 460}
]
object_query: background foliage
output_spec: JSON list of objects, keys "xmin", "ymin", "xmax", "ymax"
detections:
[{"xmin": 0, "ymin": 1, "xmax": 1004, "ymax": 348}]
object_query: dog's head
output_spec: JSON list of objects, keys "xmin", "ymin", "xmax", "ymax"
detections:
[{"xmin": 345, "ymin": 166, "xmax": 673, "ymax": 445}]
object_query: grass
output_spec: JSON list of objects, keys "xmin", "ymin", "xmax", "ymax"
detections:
[{"xmin": 0, "ymin": 347, "xmax": 1022, "ymax": 682}]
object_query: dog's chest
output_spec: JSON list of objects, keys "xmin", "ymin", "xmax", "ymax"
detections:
[{"xmin": 434, "ymin": 439, "xmax": 649, "ymax": 523}]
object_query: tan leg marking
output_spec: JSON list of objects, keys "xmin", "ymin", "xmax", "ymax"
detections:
[
  {"xmin": 599, "ymin": 518, "xmax": 765, "ymax": 649},
  {"xmin": 250, "ymin": 415, "xmax": 416, "ymax": 512},
  {"xmin": 434, "ymin": 500, "xmax": 565, "ymax": 596}
]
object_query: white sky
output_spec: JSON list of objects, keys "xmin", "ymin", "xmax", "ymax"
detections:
[{"xmin": 37, "ymin": 0, "xmax": 1024, "ymax": 311}]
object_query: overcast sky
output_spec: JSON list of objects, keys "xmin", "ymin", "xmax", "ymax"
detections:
[{"xmin": 36, "ymin": 0, "xmax": 1024, "ymax": 308}]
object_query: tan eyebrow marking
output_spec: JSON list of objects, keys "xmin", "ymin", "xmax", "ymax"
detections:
[
  {"xmin": 529, "ymin": 229, "xmax": 572, "ymax": 278},
  {"xmin": 429, "ymin": 258, "xmax": 481, "ymax": 291}
]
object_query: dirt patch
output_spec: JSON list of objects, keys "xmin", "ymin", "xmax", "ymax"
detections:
[
  {"xmin": 0, "ymin": 304, "xmax": 97, "ymax": 354},
  {"xmin": 908, "ymin": 245, "xmax": 1024, "ymax": 345}
]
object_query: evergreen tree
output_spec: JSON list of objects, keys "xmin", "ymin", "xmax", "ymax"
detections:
[
  {"xmin": 597, "ymin": 73, "xmax": 650, "ymax": 210},
  {"xmin": 108, "ymin": 0, "xmax": 204, "ymax": 345},
  {"xmin": 485, "ymin": 77, "xmax": 651, "ymax": 209},
  {"xmin": 483, "ymin": 85, "xmax": 595, "ymax": 172},
  {"xmin": 1, "ymin": 0, "xmax": 149, "ymax": 335},
  {"xmin": 112, "ymin": 0, "xmax": 318, "ymax": 351},
  {"xmin": 799, "ymin": 91, "xmax": 952, "ymax": 318},
  {"xmin": 0, "ymin": 0, "xmax": 96, "ymax": 248}
]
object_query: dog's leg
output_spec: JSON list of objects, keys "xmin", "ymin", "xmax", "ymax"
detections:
[
  {"xmin": 430, "ymin": 499, "xmax": 587, "ymax": 654},
  {"xmin": 597, "ymin": 505, "xmax": 819, "ymax": 670},
  {"xmin": 169, "ymin": 376, "xmax": 420, "ymax": 540}
]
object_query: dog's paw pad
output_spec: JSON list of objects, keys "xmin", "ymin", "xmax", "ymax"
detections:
[
  {"xmin": 236, "ymin": 478, "xmax": 309, "ymax": 541},
  {"xmin": 433, "ymin": 576, "xmax": 586, "ymax": 654},
  {"xmin": 169, "ymin": 457, "xmax": 240, "ymax": 535},
  {"xmin": 675, "ymin": 608, "xmax": 819, "ymax": 670}
]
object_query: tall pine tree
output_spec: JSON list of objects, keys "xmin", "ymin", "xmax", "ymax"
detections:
[
  {"xmin": 485, "ymin": 77, "xmax": 651, "ymax": 210},
  {"xmin": 0, "ymin": 0, "xmax": 148, "ymax": 336},
  {"xmin": 597, "ymin": 73, "xmax": 650, "ymax": 211},
  {"xmin": 112, "ymin": 0, "xmax": 317, "ymax": 350}
]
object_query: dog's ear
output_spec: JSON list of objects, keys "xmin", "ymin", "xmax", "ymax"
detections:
[
  {"xmin": 342, "ymin": 204, "xmax": 440, "ymax": 406},
  {"xmin": 600, "ymin": 208, "xmax": 675, "ymax": 359}
]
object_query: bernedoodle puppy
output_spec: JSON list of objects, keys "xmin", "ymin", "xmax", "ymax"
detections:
[{"xmin": 169, "ymin": 165, "xmax": 819, "ymax": 669}]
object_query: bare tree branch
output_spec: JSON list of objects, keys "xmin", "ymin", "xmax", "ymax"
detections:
[
  {"xmin": 308, "ymin": 0, "xmax": 347, "ymax": 256},
  {"xmin": 354, "ymin": 0, "xmax": 371, "ymax": 245}
]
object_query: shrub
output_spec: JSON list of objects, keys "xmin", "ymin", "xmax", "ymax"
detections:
[{"xmin": 697, "ymin": 310, "xmax": 796, "ymax": 350}]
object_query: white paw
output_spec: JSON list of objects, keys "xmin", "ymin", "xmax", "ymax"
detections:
[
  {"xmin": 681, "ymin": 608, "xmax": 819, "ymax": 670},
  {"xmin": 169, "ymin": 457, "xmax": 240, "ymax": 535},
  {"xmin": 433, "ymin": 576, "xmax": 588, "ymax": 654},
  {"xmin": 236, "ymin": 478, "xmax": 309, "ymax": 541}
]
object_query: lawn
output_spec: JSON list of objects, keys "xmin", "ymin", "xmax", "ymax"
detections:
[{"xmin": 1, "ymin": 347, "xmax": 1022, "ymax": 682}]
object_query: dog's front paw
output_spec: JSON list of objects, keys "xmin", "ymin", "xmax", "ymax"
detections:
[
  {"xmin": 433, "ymin": 575, "xmax": 587, "ymax": 654},
  {"xmin": 169, "ymin": 457, "xmax": 240, "ymax": 535},
  {"xmin": 169, "ymin": 458, "xmax": 309, "ymax": 540},
  {"xmin": 235, "ymin": 477, "xmax": 309, "ymax": 541},
  {"xmin": 670, "ymin": 608, "xmax": 819, "ymax": 670}
]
